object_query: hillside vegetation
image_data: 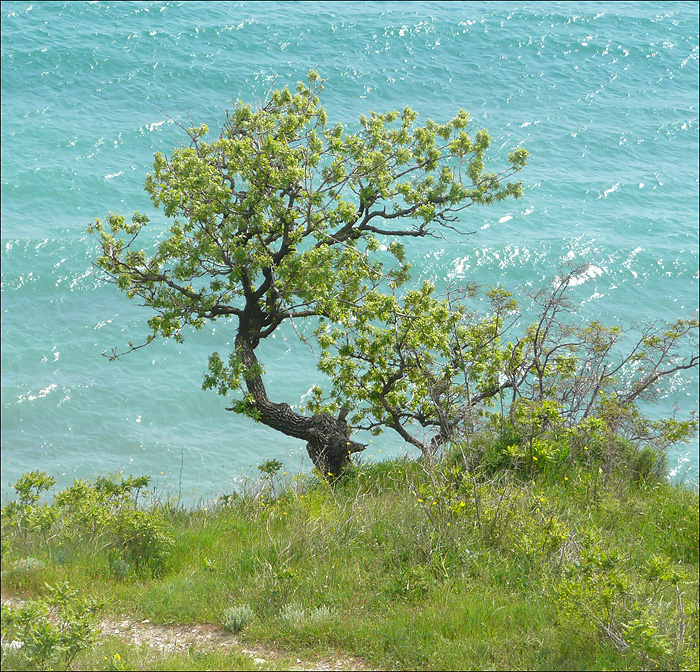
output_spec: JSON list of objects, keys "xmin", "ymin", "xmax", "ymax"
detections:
[{"xmin": 2, "ymin": 428, "xmax": 698, "ymax": 671}]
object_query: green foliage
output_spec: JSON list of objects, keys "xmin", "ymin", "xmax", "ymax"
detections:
[
  {"xmin": 222, "ymin": 604, "xmax": 255, "ymax": 633},
  {"xmin": 3, "ymin": 471, "xmax": 60, "ymax": 543},
  {"xmin": 10, "ymin": 470, "xmax": 56, "ymax": 507},
  {"xmin": 1, "ymin": 447, "xmax": 697, "ymax": 671},
  {"xmin": 107, "ymin": 507, "xmax": 174, "ymax": 577},
  {"xmin": 257, "ymin": 459, "xmax": 283, "ymax": 477},
  {"xmin": 52, "ymin": 475, "xmax": 173, "ymax": 577},
  {"xmin": 89, "ymin": 72, "xmax": 529, "ymax": 466},
  {"xmin": 1, "ymin": 581, "xmax": 104, "ymax": 671},
  {"xmin": 631, "ymin": 445, "xmax": 669, "ymax": 484},
  {"xmin": 4, "ymin": 557, "xmax": 48, "ymax": 593},
  {"xmin": 89, "ymin": 72, "xmax": 696, "ymax": 477},
  {"xmin": 313, "ymin": 262, "xmax": 697, "ymax": 458},
  {"xmin": 556, "ymin": 537, "xmax": 687, "ymax": 669},
  {"xmin": 279, "ymin": 603, "xmax": 335, "ymax": 631},
  {"xmin": 1, "ymin": 473, "xmax": 173, "ymax": 581}
]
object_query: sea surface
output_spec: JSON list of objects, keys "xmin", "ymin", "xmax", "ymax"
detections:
[{"xmin": 2, "ymin": 1, "xmax": 698, "ymax": 502}]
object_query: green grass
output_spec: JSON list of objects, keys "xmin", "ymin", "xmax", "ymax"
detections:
[{"xmin": 2, "ymin": 446, "xmax": 698, "ymax": 671}]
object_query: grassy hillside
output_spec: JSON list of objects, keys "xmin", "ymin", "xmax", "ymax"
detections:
[{"xmin": 1, "ymin": 437, "xmax": 698, "ymax": 671}]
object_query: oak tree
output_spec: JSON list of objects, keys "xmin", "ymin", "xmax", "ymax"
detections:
[
  {"xmin": 90, "ymin": 72, "xmax": 528, "ymax": 476},
  {"xmin": 91, "ymin": 72, "xmax": 697, "ymax": 479}
]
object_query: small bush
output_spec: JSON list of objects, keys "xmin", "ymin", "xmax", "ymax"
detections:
[
  {"xmin": 0, "ymin": 581, "xmax": 104, "ymax": 671},
  {"xmin": 280, "ymin": 603, "xmax": 306, "ymax": 627},
  {"xmin": 108, "ymin": 507, "xmax": 173, "ymax": 576},
  {"xmin": 108, "ymin": 555, "xmax": 132, "ymax": 580},
  {"xmin": 222, "ymin": 604, "xmax": 255, "ymax": 633},
  {"xmin": 308, "ymin": 605, "xmax": 334, "ymax": 624},
  {"xmin": 12, "ymin": 557, "xmax": 45, "ymax": 574},
  {"xmin": 1, "ymin": 472, "xmax": 174, "ymax": 579},
  {"xmin": 632, "ymin": 445, "xmax": 668, "ymax": 484},
  {"xmin": 6, "ymin": 557, "xmax": 47, "ymax": 591},
  {"xmin": 280, "ymin": 603, "xmax": 334, "ymax": 628}
]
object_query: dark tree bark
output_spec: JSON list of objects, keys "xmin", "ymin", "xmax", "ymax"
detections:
[{"xmin": 235, "ymin": 332, "xmax": 365, "ymax": 478}]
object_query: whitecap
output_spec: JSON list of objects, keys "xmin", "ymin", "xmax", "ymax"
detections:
[
  {"xmin": 448, "ymin": 257, "xmax": 470, "ymax": 280},
  {"xmin": 669, "ymin": 456, "xmax": 691, "ymax": 479},
  {"xmin": 597, "ymin": 183, "xmax": 619, "ymax": 199},
  {"xmin": 556, "ymin": 264, "xmax": 604, "ymax": 288},
  {"xmin": 146, "ymin": 119, "xmax": 169, "ymax": 132},
  {"xmin": 582, "ymin": 291, "xmax": 605, "ymax": 304},
  {"xmin": 24, "ymin": 384, "xmax": 58, "ymax": 402}
]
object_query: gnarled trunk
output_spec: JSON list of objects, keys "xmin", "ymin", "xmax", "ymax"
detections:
[
  {"xmin": 235, "ymin": 332, "xmax": 365, "ymax": 478},
  {"xmin": 304, "ymin": 412, "xmax": 363, "ymax": 478}
]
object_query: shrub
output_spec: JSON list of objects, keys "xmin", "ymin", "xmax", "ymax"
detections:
[
  {"xmin": 1, "ymin": 472, "xmax": 174, "ymax": 579},
  {"xmin": 0, "ymin": 581, "xmax": 104, "ymax": 671},
  {"xmin": 631, "ymin": 445, "xmax": 668, "ymax": 484},
  {"xmin": 6, "ymin": 557, "xmax": 47, "ymax": 591},
  {"xmin": 11, "ymin": 557, "xmax": 45, "ymax": 574},
  {"xmin": 108, "ymin": 507, "xmax": 174, "ymax": 577},
  {"xmin": 279, "ymin": 603, "xmax": 306, "ymax": 628},
  {"xmin": 280, "ymin": 603, "xmax": 334, "ymax": 628},
  {"xmin": 222, "ymin": 604, "xmax": 255, "ymax": 633}
]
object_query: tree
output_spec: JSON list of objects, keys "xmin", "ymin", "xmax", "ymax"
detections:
[
  {"xmin": 90, "ymin": 72, "xmax": 697, "ymax": 479},
  {"xmin": 90, "ymin": 72, "xmax": 528, "ymax": 477},
  {"xmin": 313, "ymin": 262, "xmax": 698, "ymax": 462}
]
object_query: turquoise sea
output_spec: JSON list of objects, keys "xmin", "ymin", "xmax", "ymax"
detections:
[{"xmin": 2, "ymin": 1, "xmax": 698, "ymax": 501}]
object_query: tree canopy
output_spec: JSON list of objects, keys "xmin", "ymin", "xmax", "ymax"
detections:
[{"xmin": 90, "ymin": 72, "xmax": 697, "ymax": 478}]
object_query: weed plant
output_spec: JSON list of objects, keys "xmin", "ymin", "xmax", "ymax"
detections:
[{"xmin": 222, "ymin": 604, "xmax": 255, "ymax": 633}]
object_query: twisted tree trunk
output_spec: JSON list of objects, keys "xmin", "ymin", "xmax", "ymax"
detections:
[{"xmin": 235, "ymin": 332, "xmax": 365, "ymax": 478}]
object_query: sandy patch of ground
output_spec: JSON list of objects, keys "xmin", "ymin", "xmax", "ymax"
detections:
[{"xmin": 1, "ymin": 595, "xmax": 372, "ymax": 671}]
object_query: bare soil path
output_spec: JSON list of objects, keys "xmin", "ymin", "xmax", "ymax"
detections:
[{"xmin": 1, "ymin": 595, "xmax": 373, "ymax": 671}]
